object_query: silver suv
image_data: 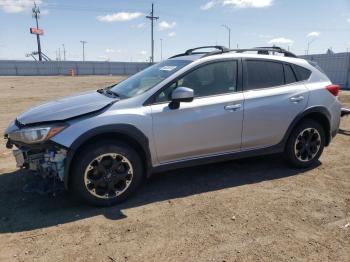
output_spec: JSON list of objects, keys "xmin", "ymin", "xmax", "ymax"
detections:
[{"xmin": 4, "ymin": 46, "xmax": 342, "ymax": 206}]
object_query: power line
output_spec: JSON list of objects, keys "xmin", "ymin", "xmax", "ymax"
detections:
[{"xmin": 146, "ymin": 3, "xmax": 159, "ymax": 63}]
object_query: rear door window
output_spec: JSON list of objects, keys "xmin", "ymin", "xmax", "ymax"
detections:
[
  {"xmin": 246, "ymin": 60, "xmax": 284, "ymax": 90},
  {"xmin": 284, "ymin": 64, "xmax": 297, "ymax": 84}
]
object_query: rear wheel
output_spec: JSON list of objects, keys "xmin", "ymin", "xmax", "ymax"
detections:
[
  {"xmin": 284, "ymin": 120, "xmax": 325, "ymax": 168},
  {"xmin": 71, "ymin": 140, "xmax": 143, "ymax": 206}
]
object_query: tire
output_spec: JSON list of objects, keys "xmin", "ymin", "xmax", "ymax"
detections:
[
  {"xmin": 71, "ymin": 140, "xmax": 144, "ymax": 206},
  {"xmin": 284, "ymin": 120, "xmax": 325, "ymax": 168}
]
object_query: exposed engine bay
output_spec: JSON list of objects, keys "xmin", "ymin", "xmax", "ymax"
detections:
[{"xmin": 11, "ymin": 144, "xmax": 67, "ymax": 181}]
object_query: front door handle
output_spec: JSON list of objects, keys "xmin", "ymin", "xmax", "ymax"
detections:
[
  {"xmin": 224, "ymin": 104, "xmax": 241, "ymax": 111},
  {"xmin": 290, "ymin": 96, "xmax": 304, "ymax": 103}
]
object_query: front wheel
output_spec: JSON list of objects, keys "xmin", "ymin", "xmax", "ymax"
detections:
[
  {"xmin": 284, "ymin": 120, "xmax": 325, "ymax": 168},
  {"xmin": 71, "ymin": 140, "xmax": 143, "ymax": 206}
]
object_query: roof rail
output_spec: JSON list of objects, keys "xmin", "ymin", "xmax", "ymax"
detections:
[
  {"xmin": 169, "ymin": 46, "xmax": 297, "ymax": 59},
  {"xmin": 231, "ymin": 47, "xmax": 297, "ymax": 58},
  {"xmin": 169, "ymin": 46, "xmax": 229, "ymax": 59}
]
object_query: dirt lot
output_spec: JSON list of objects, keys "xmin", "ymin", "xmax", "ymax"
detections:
[{"xmin": 0, "ymin": 76, "xmax": 349, "ymax": 262}]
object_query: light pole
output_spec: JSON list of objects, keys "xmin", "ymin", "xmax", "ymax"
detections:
[
  {"xmin": 160, "ymin": 38, "xmax": 163, "ymax": 61},
  {"xmin": 307, "ymin": 38, "xmax": 317, "ymax": 55},
  {"xmin": 221, "ymin": 24, "xmax": 231, "ymax": 48},
  {"xmin": 62, "ymin": 44, "xmax": 66, "ymax": 61},
  {"xmin": 80, "ymin": 40, "xmax": 87, "ymax": 61}
]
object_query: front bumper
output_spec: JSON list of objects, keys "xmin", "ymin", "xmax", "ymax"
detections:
[{"xmin": 8, "ymin": 140, "xmax": 67, "ymax": 181}]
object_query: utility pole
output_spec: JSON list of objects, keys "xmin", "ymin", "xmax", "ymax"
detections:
[
  {"xmin": 62, "ymin": 44, "xmax": 66, "ymax": 61},
  {"xmin": 146, "ymin": 3, "xmax": 159, "ymax": 63},
  {"xmin": 222, "ymin": 24, "xmax": 231, "ymax": 48},
  {"xmin": 80, "ymin": 40, "xmax": 87, "ymax": 61},
  {"xmin": 32, "ymin": 2, "xmax": 42, "ymax": 61},
  {"xmin": 160, "ymin": 38, "xmax": 163, "ymax": 61}
]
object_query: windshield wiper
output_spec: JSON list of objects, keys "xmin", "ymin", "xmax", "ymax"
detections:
[
  {"xmin": 97, "ymin": 88, "xmax": 120, "ymax": 98},
  {"xmin": 105, "ymin": 89, "xmax": 120, "ymax": 97}
]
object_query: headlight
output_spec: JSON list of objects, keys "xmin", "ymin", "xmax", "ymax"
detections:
[{"xmin": 8, "ymin": 124, "xmax": 67, "ymax": 144}]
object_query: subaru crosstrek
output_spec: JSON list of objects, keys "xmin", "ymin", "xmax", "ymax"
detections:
[{"xmin": 4, "ymin": 46, "xmax": 342, "ymax": 206}]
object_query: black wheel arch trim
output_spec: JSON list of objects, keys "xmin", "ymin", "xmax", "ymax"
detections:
[
  {"xmin": 281, "ymin": 106, "xmax": 332, "ymax": 147},
  {"xmin": 63, "ymin": 124, "xmax": 152, "ymax": 189}
]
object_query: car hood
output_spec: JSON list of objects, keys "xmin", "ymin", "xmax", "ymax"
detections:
[{"xmin": 17, "ymin": 91, "xmax": 118, "ymax": 125}]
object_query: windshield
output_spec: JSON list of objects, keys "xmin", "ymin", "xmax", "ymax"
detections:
[{"xmin": 109, "ymin": 60, "xmax": 191, "ymax": 98}]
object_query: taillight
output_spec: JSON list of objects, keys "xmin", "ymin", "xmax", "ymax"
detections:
[{"xmin": 326, "ymin": 84, "xmax": 340, "ymax": 96}]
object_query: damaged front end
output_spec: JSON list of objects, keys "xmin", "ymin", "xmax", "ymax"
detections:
[
  {"xmin": 11, "ymin": 146, "xmax": 67, "ymax": 181},
  {"xmin": 5, "ymin": 121, "xmax": 69, "ymax": 183}
]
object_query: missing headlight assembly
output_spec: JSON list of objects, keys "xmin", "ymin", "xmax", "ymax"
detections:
[
  {"xmin": 12, "ymin": 147, "xmax": 67, "ymax": 181},
  {"xmin": 5, "ymin": 122, "xmax": 68, "ymax": 181}
]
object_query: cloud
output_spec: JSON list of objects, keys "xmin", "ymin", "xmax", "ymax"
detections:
[
  {"xmin": 0, "ymin": 0, "xmax": 43, "ymax": 13},
  {"xmin": 97, "ymin": 12, "xmax": 143, "ymax": 22},
  {"xmin": 140, "ymin": 50, "xmax": 147, "ymax": 55},
  {"xmin": 200, "ymin": 0, "xmax": 273, "ymax": 10},
  {"xmin": 347, "ymin": 18, "xmax": 350, "ymax": 23},
  {"xmin": 200, "ymin": 1, "xmax": 216, "ymax": 10},
  {"xmin": 159, "ymin": 20, "xmax": 176, "ymax": 31},
  {"xmin": 306, "ymin": 31, "xmax": 320, "ymax": 37},
  {"xmin": 223, "ymin": 0, "xmax": 273, "ymax": 8},
  {"xmin": 268, "ymin": 37, "xmax": 293, "ymax": 45},
  {"xmin": 168, "ymin": 32, "xmax": 176, "ymax": 37}
]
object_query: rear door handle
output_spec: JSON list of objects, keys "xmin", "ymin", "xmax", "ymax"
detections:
[
  {"xmin": 290, "ymin": 96, "xmax": 304, "ymax": 103},
  {"xmin": 224, "ymin": 104, "xmax": 241, "ymax": 111}
]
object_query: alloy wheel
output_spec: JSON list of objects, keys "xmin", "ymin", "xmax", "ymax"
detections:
[
  {"xmin": 83, "ymin": 153, "xmax": 133, "ymax": 199},
  {"xmin": 294, "ymin": 128, "xmax": 321, "ymax": 162}
]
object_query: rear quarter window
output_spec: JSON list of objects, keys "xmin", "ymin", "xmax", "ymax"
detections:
[{"xmin": 294, "ymin": 65, "xmax": 312, "ymax": 81}]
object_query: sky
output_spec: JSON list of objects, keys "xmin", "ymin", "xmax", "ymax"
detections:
[{"xmin": 0, "ymin": 0, "xmax": 349, "ymax": 62}]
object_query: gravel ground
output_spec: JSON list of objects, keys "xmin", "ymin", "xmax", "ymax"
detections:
[{"xmin": 0, "ymin": 76, "xmax": 349, "ymax": 262}]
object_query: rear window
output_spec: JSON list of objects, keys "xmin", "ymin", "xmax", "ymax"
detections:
[
  {"xmin": 246, "ymin": 60, "xmax": 284, "ymax": 90},
  {"xmin": 294, "ymin": 65, "xmax": 312, "ymax": 81}
]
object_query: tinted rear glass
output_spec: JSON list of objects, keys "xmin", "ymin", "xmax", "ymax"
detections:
[
  {"xmin": 294, "ymin": 65, "xmax": 311, "ymax": 81},
  {"xmin": 284, "ymin": 64, "xmax": 297, "ymax": 84},
  {"xmin": 246, "ymin": 60, "xmax": 284, "ymax": 90}
]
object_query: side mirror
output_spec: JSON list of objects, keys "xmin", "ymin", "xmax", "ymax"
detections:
[{"xmin": 169, "ymin": 87, "xmax": 194, "ymax": 110}]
